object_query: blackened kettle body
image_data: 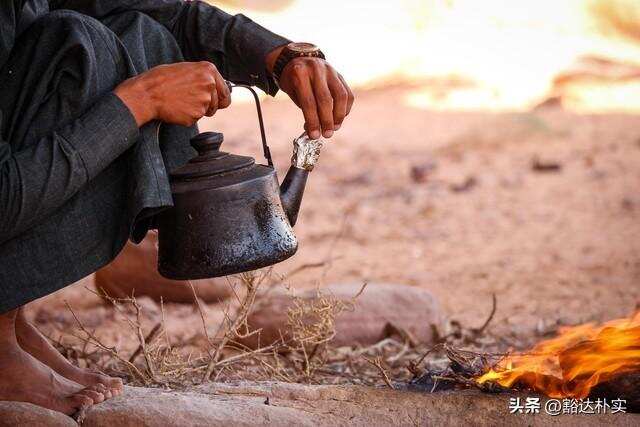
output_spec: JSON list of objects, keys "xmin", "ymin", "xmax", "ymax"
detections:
[{"xmin": 156, "ymin": 84, "xmax": 323, "ymax": 280}]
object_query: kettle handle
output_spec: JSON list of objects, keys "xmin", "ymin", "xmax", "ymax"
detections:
[{"xmin": 226, "ymin": 81, "xmax": 274, "ymax": 167}]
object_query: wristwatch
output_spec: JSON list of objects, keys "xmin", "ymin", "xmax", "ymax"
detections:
[{"xmin": 272, "ymin": 42, "xmax": 326, "ymax": 83}]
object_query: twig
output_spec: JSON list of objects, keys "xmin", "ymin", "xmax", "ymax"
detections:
[
  {"xmin": 131, "ymin": 297, "xmax": 158, "ymax": 381},
  {"xmin": 472, "ymin": 294, "xmax": 497, "ymax": 335},
  {"xmin": 189, "ymin": 280, "xmax": 213, "ymax": 351},
  {"xmin": 280, "ymin": 260, "xmax": 333, "ymax": 282},
  {"xmin": 383, "ymin": 322, "xmax": 418, "ymax": 348},
  {"xmin": 363, "ymin": 356, "xmax": 395, "ymax": 389},
  {"xmin": 202, "ymin": 272, "xmax": 263, "ymax": 382},
  {"xmin": 64, "ymin": 301, "xmax": 148, "ymax": 383},
  {"xmin": 160, "ymin": 297, "xmax": 172, "ymax": 349},
  {"xmin": 215, "ymin": 342, "xmax": 280, "ymax": 367},
  {"xmin": 353, "ymin": 282, "xmax": 368, "ymax": 299},
  {"xmin": 129, "ymin": 322, "xmax": 162, "ymax": 363}
]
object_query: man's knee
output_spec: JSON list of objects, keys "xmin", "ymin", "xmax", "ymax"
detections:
[
  {"xmin": 101, "ymin": 11, "xmax": 184, "ymax": 69},
  {"xmin": 32, "ymin": 10, "xmax": 130, "ymax": 77},
  {"xmin": 34, "ymin": 10, "xmax": 116, "ymax": 46},
  {"xmin": 27, "ymin": 10, "xmax": 133, "ymax": 96}
]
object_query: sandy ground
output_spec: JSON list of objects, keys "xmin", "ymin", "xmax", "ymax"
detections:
[{"xmin": 27, "ymin": 83, "xmax": 640, "ymax": 351}]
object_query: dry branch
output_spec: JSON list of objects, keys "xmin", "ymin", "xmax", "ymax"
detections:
[
  {"xmin": 363, "ymin": 356, "xmax": 395, "ymax": 389},
  {"xmin": 202, "ymin": 271, "xmax": 269, "ymax": 382},
  {"xmin": 65, "ymin": 301, "xmax": 148, "ymax": 383}
]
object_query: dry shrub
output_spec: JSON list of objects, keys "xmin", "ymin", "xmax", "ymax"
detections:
[
  {"xmin": 62, "ymin": 270, "xmax": 357, "ymax": 387},
  {"xmin": 281, "ymin": 286, "xmax": 358, "ymax": 380},
  {"xmin": 59, "ymin": 271, "xmax": 505, "ymax": 392}
]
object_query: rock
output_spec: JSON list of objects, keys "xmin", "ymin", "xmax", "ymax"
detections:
[
  {"xmin": 79, "ymin": 382, "xmax": 640, "ymax": 426},
  {"xmin": 449, "ymin": 176, "xmax": 478, "ymax": 193},
  {"xmin": 410, "ymin": 161, "xmax": 438, "ymax": 183},
  {"xmin": 531, "ymin": 156, "xmax": 562, "ymax": 173},
  {"xmin": 0, "ymin": 402, "xmax": 76, "ymax": 427},
  {"xmin": 241, "ymin": 283, "xmax": 443, "ymax": 349},
  {"xmin": 95, "ymin": 233, "xmax": 232, "ymax": 304},
  {"xmin": 1, "ymin": 383, "xmax": 638, "ymax": 426}
]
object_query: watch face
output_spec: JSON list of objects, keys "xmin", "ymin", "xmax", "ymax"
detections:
[{"xmin": 288, "ymin": 42, "xmax": 319, "ymax": 54}]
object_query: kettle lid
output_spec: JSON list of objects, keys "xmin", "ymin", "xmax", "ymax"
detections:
[{"xmin": 170, "ymin": 132, "xmax": 255, "ymax": 181}]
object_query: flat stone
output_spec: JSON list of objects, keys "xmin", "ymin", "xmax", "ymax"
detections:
[
  {"xmin": 0, "ymin": 401, "xmax": 76, "ymax": 427},
  {"xmin": 80, "ymin": 382, "xmax": 640, "ymax": 427},
  {"xmin": 1, "ymin": 383, "xmax": 637, "ymax": 426},
  {"xmin": 242, "ymin": 283, "xmax": 443, "ymax": 349}
]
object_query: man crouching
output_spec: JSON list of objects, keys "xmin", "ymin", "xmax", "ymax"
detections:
[{"xmin": 0, "ymin": 0, "xmax": 353, "ymax": 415}]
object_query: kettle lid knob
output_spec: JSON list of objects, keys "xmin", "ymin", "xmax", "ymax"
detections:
[{"xmin": 191, "ymin": 132, "xmax": 223, "ymax": 155}]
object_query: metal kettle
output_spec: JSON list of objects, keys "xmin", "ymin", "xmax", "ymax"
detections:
[{"xmin": 156, "ymin": 84, "xmax": 323, "ymax": 280}]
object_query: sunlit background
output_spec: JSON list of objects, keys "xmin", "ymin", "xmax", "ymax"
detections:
[{"xmin": 215, "ymin": 0, "xmax": 640, "ymax": 112}]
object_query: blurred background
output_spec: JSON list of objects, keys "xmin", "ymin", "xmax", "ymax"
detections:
[{"xmin": 218, "ymin": 0, "xmax": 640, "ymax": 112}]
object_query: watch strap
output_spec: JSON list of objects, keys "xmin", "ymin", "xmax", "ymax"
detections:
[{"xmin": 273, "ymin": 45, "xmax": 326, "ymax": 82}]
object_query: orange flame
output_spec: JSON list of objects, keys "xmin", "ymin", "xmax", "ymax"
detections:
[{"xmin": 476, "ymin": 312, "xmax": 640, "ymax": 399}]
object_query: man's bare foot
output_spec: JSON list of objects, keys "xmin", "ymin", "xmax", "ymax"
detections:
[
  {"xmin": 0, "ymin": 310, "xmax": 105, "ymax": 415},
  {"xmin": 15, "ymin": 309, "xmax": 123, "ymax": 397}
]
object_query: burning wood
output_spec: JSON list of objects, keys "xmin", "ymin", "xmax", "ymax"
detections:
[{"xmin": 476, "ymin": 312, "xmax": 640, "ymax": 403}]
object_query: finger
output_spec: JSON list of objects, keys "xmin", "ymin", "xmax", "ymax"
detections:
[
  {"xmin": 311, "ymin": 66, "xmax": 335, "ymax": 138},
  {"xmin": 213, "ymin": 70, "xmax": 231, "ymax": 109},
  {"xmin": 338, "ymin": 73, "xmax": 355, "ymax": 116},
  {"xmin": 198, "ymin": 63, "xmax": 219, "ymax": 117},
  {"xmin": 328, "ymin": 71, "xmax": 348, "ymax": 130},
  {"xmin": 292, "ymin": 65, "xmax": 322, "ymax": 139},
  {"xmin": 205, "ymin": 83, "xmax": 218, "ymax": 117}
]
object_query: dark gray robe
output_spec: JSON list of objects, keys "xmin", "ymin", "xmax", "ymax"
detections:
[{"xmin": 0, "ymin": 0, "xmax": 289, "ymax": 313}]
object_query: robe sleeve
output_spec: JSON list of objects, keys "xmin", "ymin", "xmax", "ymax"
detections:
[
  {"xmin": 0, "ymin": 94, "xmax": 139, "ymax": 244},
  {"xmin": 49, "ymin": 0, "xmax": 290, "ymax": 95}
]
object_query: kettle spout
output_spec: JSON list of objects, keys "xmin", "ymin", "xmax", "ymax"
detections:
[
  {"xmin": 280, "ymin": 133, "xmax": 324, "ymax": 226},
  {"xmin": 280, "ymin": 167, "xmax": 308, "ymax": 227}
]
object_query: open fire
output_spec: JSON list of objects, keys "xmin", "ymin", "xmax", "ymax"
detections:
[{"xmin": 477, "ymin": 312, "xmax": 640, "ymax": 399}]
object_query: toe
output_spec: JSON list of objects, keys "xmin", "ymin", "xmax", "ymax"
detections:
[
  {"xmin": 94, "ymin": 383, "xmax": 112, "ymax": 399},
  {"xmin": 88, "ymin": 370, "xmax": 123, "ymax": 395},
  {"xmin": 79, "ymin": 387, "xmax": 105, "ymax": 404},
  {"xmin": 93, "ymin": 383, "xmax": 108, "ymax": 394},
  {"xmin": 105, "ymin": 376, "xmax": 123, "ymax": 395},
  {"xmin": 112, "ymin": 379, "xmax": 124, "ymax": 394}
]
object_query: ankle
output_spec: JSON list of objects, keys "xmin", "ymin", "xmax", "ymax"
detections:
[
  {"xmin": 0, "ymin": 310, "xmax": 17, "ymax": 343},
  {"xmin": 0, "ymin": 331, "xmax": 20, "ymax": 355}
]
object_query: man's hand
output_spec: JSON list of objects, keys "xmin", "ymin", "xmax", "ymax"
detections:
[
  {"xmin": 115, "ymin": 62, "xmax": 231, "ymax": 127},
  {"xmin": 268, "ymin": 51, "xmax": 354, "ymax": 140}
]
